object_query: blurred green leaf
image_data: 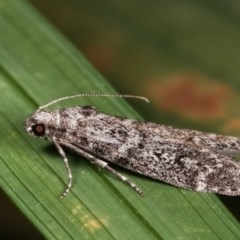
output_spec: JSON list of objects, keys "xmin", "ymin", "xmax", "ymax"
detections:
[{"xmin": 0, "ymin": 1, "xmax": 240, "ymax": 239}]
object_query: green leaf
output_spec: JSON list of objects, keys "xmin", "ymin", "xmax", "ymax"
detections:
[{"xmin": 0, "ymin": 1, "xmax": 240, "ymax": 239}]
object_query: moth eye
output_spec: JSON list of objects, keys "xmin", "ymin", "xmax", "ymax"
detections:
[{"xmin": 32, "ymin": 124, "xmax": 45, "ymax": 137}]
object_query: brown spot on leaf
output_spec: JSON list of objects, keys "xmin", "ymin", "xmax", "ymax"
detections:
[
  {"xmin": 222, "ymin": 118, "xmax": 240, "ymax": 135},
  {"xmin": 83, "ymin": 216, "xmax": 108, "ymax": 232},
  {"xmin": 84, "ymin": 220, "xmax": 102, "ymax": 231},
  {"xmin": 146, "ymin": 74, "xmax": 233, "ymax": 121}
]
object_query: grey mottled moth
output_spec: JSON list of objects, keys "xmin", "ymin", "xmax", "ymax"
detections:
[{"xmin": 24, "ymin": 93, "xmax": 240, "ymax": 198}]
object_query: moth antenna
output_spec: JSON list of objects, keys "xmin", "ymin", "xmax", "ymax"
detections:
[{"xmin": 38, "ymin": 93, "xmax": 149, "ymax": 110}]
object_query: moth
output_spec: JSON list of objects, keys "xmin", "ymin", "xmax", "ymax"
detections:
[{"xmin": 24, "ymin": 93, "xmax": 240, "ymax": 198}]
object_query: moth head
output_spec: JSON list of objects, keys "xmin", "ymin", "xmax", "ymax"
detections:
[{"xmin": 24, "ymin": 110, "xmax": 52, "ymax": 138}]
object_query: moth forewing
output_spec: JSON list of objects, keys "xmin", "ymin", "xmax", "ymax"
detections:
[{"xmin": 24, "ymin": 94, "xmax": 240, "ymax": 197}]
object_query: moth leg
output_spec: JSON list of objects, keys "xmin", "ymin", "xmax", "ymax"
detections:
[
  {"xmin": 93, "ymin": 158, "xmax": 144, "ymax": 196},
  {"xmin": 53, "ymin": 137, "xmax": 73, "ymax": 198},
  {"xmin": 58, "ymin": 139, "xmax": 144, "ymax": 196}
]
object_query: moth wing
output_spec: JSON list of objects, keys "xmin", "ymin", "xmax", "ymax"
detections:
[
  {"xmin": 161, "ymin": 126, "xmax": 240, "ymax": 158},
  {"xmin": 115, "ymin": 138, "xmax": 240, "ymax": 196}
]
